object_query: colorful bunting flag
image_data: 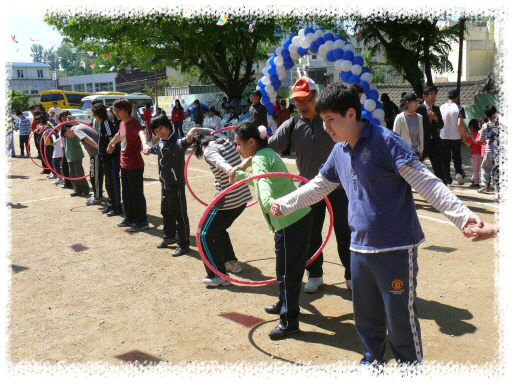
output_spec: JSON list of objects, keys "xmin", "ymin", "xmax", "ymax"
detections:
[
  {"xmin": 11, "ymin": 35, "xmax": 18, "ymax": 44},
  {"xmin": 16, "ymin": 48, "xmax": 20, "ymax": 53},
  {"xmin": 160, "ymin": 59, "xmax": 165, "ymax": 62},
  {"xmin": 274, "ymin": 24, "xmax": 282, "ymax": 37},
  {"xmin": 103, "ymin": 54, "xmax": 111, "ymax": 58},
  {"xmin": 87, "ymin": 51, "xmax": 94, "ymax": 57},
  {"xmin": 99, "ymin": 65, "xmax": 105, "ymax": 68},
  {"xmin": 90, "ymin": 64, "xmax": 96, "ymax": 68},
  {"xmin": 109, "ymin": 66, "xmax": 115, "ymax": 71},
  {"xmin": 32, "ymin": 51, "xmax": 37, "ymax": 55},
  {"xmin": 81, "ymin": 62, "xmax": 86, "ymax": 69},
  {"xmin": 71, "ymin": 48, "xmax": 77, "ymax": 53},
  {"xmin": 184, "ymin": 7, "xmax": 193, "ymax": 18},
  {"xmin": 198, "ymin": 58, "xmax": 201, "ymax": 64},
  {"xmin": 248, "ymin": 20, "xmax": 256, "ymax": 33},
  {"xmin": 217, "ymin": 14, "xmax": 228, "ymax": 26},
  {"xmin": 30, "ymin": 38, "xmax": 38, "ymax": 42},
  {"xmin": 133, "ymin": 56, "xmax": 138, "ymax": 59},
  {"xmin": 51, "ymin": 44, "xmax": 57, "ymax": 50},
  {"xmin": 173, "ymin": 59, "xmax": 179, "ymax": 63}
]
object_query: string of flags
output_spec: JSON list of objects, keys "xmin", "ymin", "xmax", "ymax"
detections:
[
  {"xmin": 11, "ymin": 35, "xmax": 18, "ymax": 44},
  {"xmin": 216, "ymin": 14, "xmax": 228, "ymax": 26},
  {"xmin": 248, "ymin": 20, "xmax": 256, "ymax": 33},
  {"xmin": 87, "ymin": 51, "xmax": 94, "ymax": 57},
  {"xmin": 274, "ymin": 24, "xmax": 282, "ymax": 37}
]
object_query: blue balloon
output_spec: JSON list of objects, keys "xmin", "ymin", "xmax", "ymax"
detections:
[
  {"xmin": 375, "ymin": 101, "xmax": 383, "ymax": 110},
  {"xmin": 265, "ymin": 103, "xmax": 274, "ymax": 115},
  {"xmin": 297, "ymin": 46, "xmax": 308, "ymax": 56},
  {"xmin": 315, "ymin": 37, "xmax": 324, "ymax": 46},
  {"xmin": 269, "ymin": 57, "xmax": 276, "ymax": 67},
  {"xmin": 272, "ymin": 79, "xmax": 281, "ymax": 90},
  {"xmin": 274, "ymin": 49, "xmax": 279, "ymax": 57},
  {"xmin": 341, "ymin": 71, "xmax": 352, "ymax": 83},
  {"xmin": 314, "ymin": 27, "xmax": 324, "ymax": 31},
  {"xmin": 371, "ymin": 118, "xmax": 381, "ymax": 125},
  {"xmin": 266, "ymin": 127, "xmax": 273, "ymax": 136},
  {"xmin": 361, "ymin": 66, "xmax": 371, "ymax": 74},
  {"xmin": 362, "ymin": 111, "xmax": 372, "ymax": 120},
  {"xmin": 343, "ymin": 50, "xmax": 354, "ymax": 61},
  {"xmin": 333, "ymin": 48, "xmax": 344, "ymax": 60},
  {"xmin": 289, "ymin": 33, "xmax": 298, "ymax": 40},
  {"xmin": 283, "ymin": 40, "xmax": 292, "ymax": 50},
  {"xmin": 360, "ymin": 80, "xmax": 370, "ymax": 93},
  {"xmin": 268, "ymin": 66, "xmax": 277, "ymax": 75},
  {"xmin": 262, "ymin": 95, "xmax": 270, "ymax": 105},
  {"xmin": 326, "ymin": 50, "xmax": 336, "ymax": 62},
  {"xmin": 304, "ymin": 27, "xmax": 315, "ymax": 35},
  {"xmin": 283, "ymin": 58, "xmax": 294, "ymax": 69},
  {"xmin": 269, "ymin": 74, "xmax": 279, "ymax": 83},
  {"xmin": 281, "ymin": 49, "xmax": 290, "ymax": 58},
  {"xmin": 257, "ymin": 79, "xmax": 264, "ymax": 89},
  {"xmin": 367, "ymin": 90, "xmax": 380, "ymax": 100},
  {"xmin": 335, "ymin": 34, "xmax": 345, "ymax": 41},
  {"xmin": 309, "ymin": 41, "xmax": 319, "ymax": 53},
  {"xmin": 352, "ymin": 56, "xmax": 364, "ymax": 66},
  {"xmin": 323, "ymin": 32, "xmax": 334, "ymax": 41},
  {"xmin": 348, "ymin": 75, "xmax": 361, "ymax": 84}
]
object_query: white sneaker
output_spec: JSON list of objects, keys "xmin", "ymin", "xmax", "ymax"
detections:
[
  {"xmin": 47, "ymin": 173, "xmax": 57, "ymax": 179},
  {"xmin": 225, "ymin": 261, "xmax": 242, "ymax": 273},
  {"xmin": 346, "ymin": 280, "xmax": 352, "ymax": 291},
  {"xmin": 304, "ymin": 277, "xmax": 323, "ymax": 293},
  {"xmin": 53, "ymin": 177, "xmax": 64, "ymax": 185},
  {"xmin": 85, "ymin": 197, "xmax": 103, "ymax": 206},
  {"xmin": 202, "ymin": 276, "xmax": 232, "ymax": 287},
  {"xmin": 456, "ymin": 173, "xmax": 464, "ymax": 185}
]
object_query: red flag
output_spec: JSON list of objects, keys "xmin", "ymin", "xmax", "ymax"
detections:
[
  {"xmin": 11, "ymin": 35, "xmax": 19, "ymax": 44},
  {"xmin": 103, "ymin": 54, "xmax": 111, "ymax": 58}
]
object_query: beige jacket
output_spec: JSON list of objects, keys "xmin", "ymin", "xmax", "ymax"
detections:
[{"xmin": 393, "ymin": 111, "xmax": 424, "ymax": 153}]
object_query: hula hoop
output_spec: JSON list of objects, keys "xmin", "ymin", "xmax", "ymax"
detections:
[
  {"xmin": 39, "ymin": 126, "xmax": 53, "ymax": 169},
  {"xmin": 196, "ymin": 172, "xmax": 334, "ymax": 286},
  {"xmin": 27, "ymin": 127, "xmax": 50, "ymax": 170},
  {"xmin": 42, "ymin": 121, "xmax": 97, "ymax": 181},
  {"xmin": 185, "ymin": 125, "xmax": 257, "ymax": 208}
]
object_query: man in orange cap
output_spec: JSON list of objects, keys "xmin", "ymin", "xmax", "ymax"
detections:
[{"xmin": 266, "ymin": 76, "xmax": 351, "ymax": 298}]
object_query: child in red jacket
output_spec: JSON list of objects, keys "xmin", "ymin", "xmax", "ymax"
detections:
[
  {"xmin": 466, "ymin": 119, "xmax": 482, "ymax": 188},
  {"xmin": 171, "ymin": 100, "xmax": 185, "ymax": 137}
]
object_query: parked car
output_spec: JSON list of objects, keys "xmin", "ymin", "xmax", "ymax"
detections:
[{"xmin": 63, "ymin": 109, "xmax": 92, "ymax": 124}]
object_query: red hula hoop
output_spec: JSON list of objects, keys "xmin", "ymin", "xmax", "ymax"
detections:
[
  {"xmin": 185, "ymin": 125, "xmax": 257, "ymax": 208},
  {"xmin": 196, "ymin": 172, "xmax": 334, "ymax": 286},
  {"xmin": 39, "ymin": 126, "xmax": 53, "ymax": 169},
  {"xmin": 42, "ymin": 121, "xmax": 97, "ymax": 181},
  {"xmin": 27, "ymin": 127, "xmax": 50, "ymax": 170}
]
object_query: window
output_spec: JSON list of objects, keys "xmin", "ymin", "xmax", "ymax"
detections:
[
  {"xmin": 86, "ymin": 83, "xmax": 93, "ymax": 92},
  {"xmin": 17, "ymin": 69, "xmax": 24, "ymax": 78},
  {"xmin": 441, "ymin": 55, "xmax": 449, "ymax": 73},
  {"xmin": 97, "ymin": 82, "xmax": 114, "ymax": 92},
  {"xmin": 41, "ymin": 93, "xmax": 65, "ymax": 102},
  {"xmin": 37, "ymin": 70, "xmax": 44, "ymax": 78},
  {"xmin": 126, "ymin": 65, "xmax": 132, "ymax": 74},
  {"xmin": 66, "ymin": 93, "xmax": 90, "ymax": 106},
  {"xmin": 31, "ymin": 90, "xmax": 39, "ymax": 95},
  {"xmin": 74, "ymin": 84, "xmax": 85, "ymax": 92},
  {"xmin": 60, "ymin": 85, "xmax": 72, "ymax": 91},
  {"xmin": 312, "ymin": 55, "xmax": 317, "ymax": 60}
]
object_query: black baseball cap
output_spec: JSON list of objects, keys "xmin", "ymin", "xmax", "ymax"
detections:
[
  {"xmin": 250, "ymin": 90, "xmax": 262, "ymax": 98},
  {"xmin": 402, "ymin": 92, "xmax": 423, "ymax": 103},
  {"xmin": 447, "ymin": 88, "xmax": 459, "ymax": 98}
]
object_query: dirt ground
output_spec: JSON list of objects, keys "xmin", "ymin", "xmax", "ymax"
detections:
[{"xmin": 5, "ymin": 132, "xmax": 502, "ymax": 375}]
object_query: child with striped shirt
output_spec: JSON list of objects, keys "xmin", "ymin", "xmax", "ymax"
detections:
[{"xmin": 14, "ymin": 111, "xmax": 30, "ymax": 157}]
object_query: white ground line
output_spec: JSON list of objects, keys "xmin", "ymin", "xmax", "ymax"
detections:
[
  {"xmin": 418, "ymin": 214, "xmax": 451, "ymax": 225},
  {"xmin": 458, "ymin": 197, "xmax": 498, "ymax": 209}
]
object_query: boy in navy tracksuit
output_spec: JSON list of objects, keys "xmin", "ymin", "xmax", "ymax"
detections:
[{"xmin": 145, "ymin": 114, "xmax": 194, "ymax": 256}]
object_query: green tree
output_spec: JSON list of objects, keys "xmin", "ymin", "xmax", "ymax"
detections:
[
  {"xmin": 142, "ymin": 78, "xmax": 170, "ymax": 101},
  {"xmin": 8, "ymin": 89, "xmax": 31, "ymax": 112},
  {"xmin": 361, "ymin": 48, "xmax": 386, "ymax": 84},
  {"xmin": 30, "ymin": 44, "xmax": 45, "ymax": 63},
  {"xmin": 44, "ymin": 8, "xmax": 290, "ymax": 100}
]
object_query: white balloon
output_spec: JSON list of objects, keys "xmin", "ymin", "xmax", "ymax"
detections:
[
  {"xmin": 305, "ymin": 32, "xmax": 316, "ymax": 43},
  {"xmin": 268, "ymin": 90, "xmax": 277, "ymax": 97},
  {"xmin": 276, "ymin": 64, "xmax": 286, "ymax": 73},
  {"xmin": 344, "ymin": 43, "xmax": 355, "ymax": 52},
  {"xmin": 288, "ymin": 44, "xmax": 298, "ymax": 54},
  {"xmin": 256, "ymin": 86, "xmax": 262, "ymax": 91},
  {"xmin": 269, "ymin": 96, "xmax": 276, "ymax": 103},
  {"xmin": 298, "ymin": 28, "xmax": 305, "ymax": 38},
  {"xmin": 372, "ymin": 108, "xmax": 385, "ymax": 120},
  {"xmin": 341, "ymin": 60, "xmax": 353, "ymax": 72},
  {"xmin": 364, "ymin": 99, "xmax": 376, "ymax": 112},
  {"xmin": 324, "ymin": 40, "xmax": 335, "ymax": 51},
  {"xmin": 334, "ymin": 39, "xmax": 346, "ymax": 49},
  {"xmin": 262, "ymin": 67, "xmax": 270, "ymax": 77},
  {"xmin": 379, "ymin": 119, "xmax": 386, "ymax": 127},
  {"xmin": 317, "ymin": 44, "xmax": 326, "ymax": 56},
  {"xmin": 265, "ymin": 84, "xmax": 275, "ymax": 94},
  {"xmin": 334, "ymin": 59, "xmax": 343, "ymax": 71},
  {"xmin": 351, "ymin": 64, "xmax": 363, "ymax": 76},
  {"xmin": 275, "ymin": 47, "xmax": 283, "ymax": 57},
  {"xmin": 278, "ymin": 71, "xmax": 287, "ymax": 80},
  {"xmin": 274, "ymin": 56, "xmax": 284, "ymax": 66},
  {"xmin": 300, "ymin": 38, "xmax": 311, "ymax": 49},
  {"xmin": 290, "ymin": 51, "xmax": 301, "ymax": 60},
  {"xmin": 370, "ymin": 83, "xmax": 378, "ymax": 90},
  {"xmin": 360, "ymin": 72, "xmax": 374, "ymax": 83},
  {"xmin": 314, "ymin": 29, "xmax": 324, "ymax": 39},
  {"xmin": 262, "ymin": 76, "xmax": 271, "ymax": 85},
  {"xmin": 360, "ymin": 93, "xmax": 367, "ymax": 104},
  {"xmin": 292, "ymin": 36, "xmax": 301, "ymax": 47}
]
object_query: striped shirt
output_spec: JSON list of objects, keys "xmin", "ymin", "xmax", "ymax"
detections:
[
  {"xmin": 204, "ymin": 138, "xmax": 252, "ymax": 210},
  {"xmin": 15, "ymin": 118, "xmax": 31, "ymax": 135}
]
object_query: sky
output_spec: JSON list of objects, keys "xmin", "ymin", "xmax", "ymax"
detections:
[{"xmin": 4, "ymin": 6, "xmax": 64, "ymax": 63}]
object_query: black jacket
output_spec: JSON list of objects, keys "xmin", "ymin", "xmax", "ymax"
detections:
[
  {"xmin": 150, "ymin": 132, "xmax": 192, "ymax": 187},
  {"xmin": 249, "ymin": 102, "xmax": 268, "ymax": 128},
  {"xmin": 98, "ymin": 119, "xmax": 120, "ymax": 159},
  {"xmin": 416, "ymin": 103, "xmax": 444, "ymax": 153}
]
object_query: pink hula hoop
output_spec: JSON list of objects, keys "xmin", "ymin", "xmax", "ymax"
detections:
[
  {"xmin": 196, "ymin": 172, "xmax": 334, "ymax": 286},
  {"xmin": 42, "ymin": 121, "xmax": 97, "ymax": 181},
  {"xmin": 27, "ymin": 127, "xmax": 50, "ymax": 170},
  {"xmin": 185, "ymin": 125, "xmax": 257, "ymax": 208}
]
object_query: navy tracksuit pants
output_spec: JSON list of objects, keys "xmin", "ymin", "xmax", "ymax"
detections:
[
  {"xmin": 274, "ymin": 212, "xmax": 313, "ymax": 329},
  {"xmin": 161, "ymin": 184, "xmax": 190, "ymax": 249},
  {"xmin": 103, "ymin": 156, "xmax": 122, "ymax": 213},
  {"xmin": 351, "ymin": 247, "xmax": 423, "ymax": 365}
]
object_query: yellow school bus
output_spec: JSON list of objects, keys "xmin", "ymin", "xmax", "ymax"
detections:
[{"xmin": 40, "ymin": 90, "xmax": 126, "ymax": 110}]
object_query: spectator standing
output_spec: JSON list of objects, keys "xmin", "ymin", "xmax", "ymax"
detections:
[
  {"xmin": 48, "ymin": 101, "xmax": 63, "ymax": 118},
  {"xmin": 221, "ymin": 97, "xmax": 231, "ymax": 118},
  {"xmin": 248, "ymin": 90, "xmax": 268, "ymax": 128},
  {"xmin": 276, "ymin": 99, "xmax": 291, "ymax": 128},
  {"xmin": 381, "ymin": 93, "xmax": 399, "ymax": 130},
  {"xmin": 273, "ymin": 94, "xmax": 282, "ymax": 116},
  {"xmin": 60, "ymin": 123, "xmax": 90, "ymax": 197},
  {"xmin": 131, "ymin": 101, "xmax": 142, "ymax": 122},
  {"xmin": 393, "ymin": 93, "xmax": 424, "ymax": 158},
  {"xmin": 465, "ymin": 119, "xmax": 482, "ymax": 188},
  {"xmin": 192, "ymin": 100, "xmax": 204, "ymax": 126},
  {"xmin": 142, "ymin": 103, "xmax": 153, "ymax": 141},
  {"xmin": 14, "ymin": 110, "xmax": 30, "ymax": 157},
  {"xmin": 171, "ymin": 100, "xmax": 185, "ymax": 137}
]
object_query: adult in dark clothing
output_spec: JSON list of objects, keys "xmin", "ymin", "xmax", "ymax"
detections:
[
  {"xmin": 381, "ymin": 93, "xmax": 399, "ymax": 130},
  {"xmin": 192, "ymin": 99, "xmax": 204, "ymax": 126},
  {"xmin": 248, "ymin": 90, "xmax": 268, "ymax": 128},
  {"xmin": 267, "ymin": 76, "xmax": 352, "ymax": 293},
  {"xmin": 416, "ymin": 86, "xmax": 445, "ymax": 181}
]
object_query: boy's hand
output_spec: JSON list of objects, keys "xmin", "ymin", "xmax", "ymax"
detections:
[
  {"xmin": 228, "ymin": 167, "xmax": 239, "ymax": 184},
  {"xmin": 142, "ymin": 144, "xmax": 151, "ymax": 154},
  {"xmin": 463, "ymin": 222, "xmax": 497, "ymax": 241},
  {"xmin": 185, "ymin": 128, "xmax": 197, "ymax": 143},
  {"xmin": 462, "ymin": 214, "xmax": 483, "ymax": 236},
  {"xmin": 106, "ymin": 145, "xmax": 113, "ymax": 154},
  {"xmin": 270, "ymin": 201, "xmax": 283, "ymax": 217}
]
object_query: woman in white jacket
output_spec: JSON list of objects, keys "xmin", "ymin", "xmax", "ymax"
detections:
[{"xmin": 393, "ymin": 92, "xmax": 424, "ymax": 158}]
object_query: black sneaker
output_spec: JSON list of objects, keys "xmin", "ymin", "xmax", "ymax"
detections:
[
  {"xmin": 117, "ymin": 219, "xmax": 133, "ymax": 227},
  {"xmin": 70, "ymin": 192, "xmax": 82, "ymax": 197},
  {"xmin": 128, "ymin": 222, "xmax": 150, "ymax": 232},
  {"xmin": 268, "ymin": 323, "xmax": 300, "ymax": 340},
  {"xmin": 106, "ymin": 210, "xmax": 123, "ymax": 217},
  {"xmin": 101, "ymin": 206, "xmax": 113, "ymax": 213},
  {"xmin": 156, "ymin": 238, "xmax": 177, "ymax": 248}
]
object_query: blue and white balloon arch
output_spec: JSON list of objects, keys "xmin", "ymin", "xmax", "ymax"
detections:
[{"xmin": 256, "ymin": 27, "xmax": 386, "ymax": 126}]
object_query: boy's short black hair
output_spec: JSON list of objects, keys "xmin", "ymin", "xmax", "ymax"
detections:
[
  {"xmin": 314, "ymin": 81, "xmax": 361, "ymax": 120},
  {"xmin": 60, "ymin": 123, "xmax": 74, "ymax": 138},
  {"xmin": 16, "ymin": 110, "xmax": 23, "ymax": 116},
  {"xmin": 468, "ymin": 119, "xmax": 479, "ymax": 131},
  {"xmin": 29, "ymin": 105, "xmax": 35, "ymax": 111},
  {"xmin": 478, "ymin": 117, "xmax": 488, "ymax": 127},
  {"xmin": 193, "ymin": 99, "xmax": 200, "ymax": 105},
  {"xmin": 150, "ymin": 113, "xmax": 172, "ymax": 133},
  {"xmin": 91, "ymin": 103, "xmax": 108, "ymax": 121},
  {"xmin": 483, "ymin": 105, "xmax": 497, "ymax": 119},
  {"xmin": 113, "ymin": 98, "xmax": 132, "ymax": 115},
  {"xmin": 241, "ymin": 105, "xmax": 246, "ymax": 109},
  {"xmin": 349, "ymin": 83, "xmax": 364, "ymax": 95}
]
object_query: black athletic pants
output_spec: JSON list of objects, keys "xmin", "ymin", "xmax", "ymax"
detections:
[
  {"xmin": 306, "ymin": 187, "xmax": 352, "ymax": 280},
  {"xmin": 62, "ymin": 154, "xmax": 74, "ymax": 188},
  {"xmin": 19, "ymin": 135, "xmax": 29, "ymax": 156},
  {"xmin": 161, "ymin": 184, "xmax": 190, "ymax": 248},
  {"xmin": 441, "ymin": 139, "xmax": 465, "ymax": 184},
  {"xmin": 89, "ymin": 154, "xmax": 104, "ymax": 200},
  {"xmin": 121, "ymin": 167, "xmax": 147, "ymax": 224},
  {"xmin": 103, "ymin": 156, "xmax": 122, "ymax": 213},
  {"xmin": 200, "ymin": 205, "xmax": 246, "ymax": 278}
]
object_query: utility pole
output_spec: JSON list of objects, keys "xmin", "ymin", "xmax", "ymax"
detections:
[
  {"xmin": 155, "ymin": 69, "xmax": 159, "ymax": 109},
  {"xmin": 456, "ymin": 15, "xmax": 466, "ymax": 101}
]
